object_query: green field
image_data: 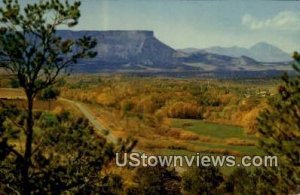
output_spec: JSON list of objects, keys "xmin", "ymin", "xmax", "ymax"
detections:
[
  {"xmin": 151, "ymin": 119, "xmax": 263, "ymax": 175},
  {"xmin": 168, "ymin": 118, "xmax": 262, "ymax": 156},
  {"xmin": 172, "ymin": 119, "xmax": 255, "ymax": 140}
]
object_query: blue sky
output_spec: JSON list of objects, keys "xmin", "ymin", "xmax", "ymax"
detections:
[{"xmin": 20, "ymin": 0, "xmax": 300, "ymax": 52}]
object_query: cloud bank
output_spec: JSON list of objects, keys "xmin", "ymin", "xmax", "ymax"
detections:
[{"xmin": 242, "ymin": 11, "xmax": 300, "ymax": 30}]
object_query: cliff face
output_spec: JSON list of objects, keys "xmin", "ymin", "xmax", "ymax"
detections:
[
  {"xmin": 57, "ymin": 30, "xmax": 178, "ymax": 70},
  {"xmin": 95, "ymin": 31, "xmax": 155, "ymax": 62}
]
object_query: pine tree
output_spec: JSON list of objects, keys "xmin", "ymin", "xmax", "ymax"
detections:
[
  {"xmin": 0, "ymin": 0, "xmax": 96, "ymax": 193},
  {"xmin": 257, "ymin": 51, "xmax": 300, "ymax": 193}
]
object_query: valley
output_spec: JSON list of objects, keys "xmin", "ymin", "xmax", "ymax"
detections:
[
  {"xmin": 58, "ymin": 76, "xmax": 276, "ymax": 158},
  {"xmin": 0, "ymin": 76, "xmax": 273, "ymax": 158}
]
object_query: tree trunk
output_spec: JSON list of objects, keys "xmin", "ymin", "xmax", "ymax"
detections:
[
  {"xmin": 48, "ymin": 100, "xmax": 51, "ymax": 111},
  {"xmin": 22, "ymin": 96, "xmax": 34, "ymax": 195}
]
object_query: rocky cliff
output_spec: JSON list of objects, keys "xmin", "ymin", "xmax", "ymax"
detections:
[{"xmin": 57, "ymin": 30, "xmax": 178, "ymax": 71}]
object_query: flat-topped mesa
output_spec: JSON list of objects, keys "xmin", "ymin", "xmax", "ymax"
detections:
[
  {"xmin": 56, "ymin": 30, "xmax": 154, "ymax": 39},
  {"xmin": 95, "ymin": 30, "xmax": 156, "ymax": 47},
  {"xmin": 56, "ymin": 30, "xmax": 178, "ymax": 70},
  {"xmin": 98, "ymin": 30, "xmax": 154, "ymax": 37}
]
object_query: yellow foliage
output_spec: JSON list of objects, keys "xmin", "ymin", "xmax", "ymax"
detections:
[
  {"xmin": 167, "ymin": 101, "xmax": 202, "ymax": 119},
  {"xmin": 219, "ymin": 93, "xmax": 237, "ymax": 105},
  {"xmin": 96, "ymin": 93, "xmax": 117, "ymax": 107},
  {"xmin": 241, "ymin": 107, "xmax": 263, "ymax": 134}
]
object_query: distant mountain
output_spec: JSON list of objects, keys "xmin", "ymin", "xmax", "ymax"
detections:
[
  {"xmin": 178, "ymin": 48, "xmax": 201, "ymax": 53},
  {"xmin": 248, "ymin": 42, "xmax": 291, "ymax": 62},
  {"xmin": 180, "ymin": 51, "xmax": 262, "ymax": 71},
  {"xmin": 202, "ymin": 46, "xmax": 251, "ymax": 59},
  {"xmin": 53, "ymin": 30, "xmax": 292, "ymax": 75},
  {"xmin": 182, "ymin": 42, "xmax": 292, "ymax": 63}
]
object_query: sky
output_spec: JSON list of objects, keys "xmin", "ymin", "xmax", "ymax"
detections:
[{"xmin": 20, "ymin": 0, "xmax": 300, "ymax": 52}]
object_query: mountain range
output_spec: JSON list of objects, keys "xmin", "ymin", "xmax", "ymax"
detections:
[
  {"xmin": 180, "ymin": 42, "xmax": 292, "ymax": 63},
  {"xmin": 55, "ymin": 30, "xmax": 293, "ymax": 75}
]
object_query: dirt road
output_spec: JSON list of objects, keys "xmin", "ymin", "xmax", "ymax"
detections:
[{"xmin": 60, "ymin": 98, "xmax": 119, "ymax": 144}]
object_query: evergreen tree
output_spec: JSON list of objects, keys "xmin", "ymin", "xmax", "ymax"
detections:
[
  {"xmin": 223, "ymin": 167, "xmax": 279, "ymax": 195},
  {"xmin": 0, "ymin": 105, "xmax": 132, "ymax": 194},
  {"xmin": 182, "ymin": 165, "xmax": 223, "ymax": 195},
  {"xmin": 0, "ymin": 0, "xmax": 97, "ymax": 193},
  {"xmin": 257, "ymin": 51, "xmax": 300, "ymax": 193},
  {"xmin": 128, "ymin": 166, "xmax": 182, "ymax": 195}
]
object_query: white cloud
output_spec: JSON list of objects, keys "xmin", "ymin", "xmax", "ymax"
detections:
[{"xmin": 242, "ymin": 11, "xmax": 300, "ymax": 30}]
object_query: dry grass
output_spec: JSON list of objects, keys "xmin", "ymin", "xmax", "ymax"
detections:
[
  {"xmin": 179, "ymin": 131, "xmax": 199, "ymax": 140},
  {"xmin": 0, "ymin": 88, "xmax": 25, "ymax": 99},
  {"xmin": 1, "ymin": 99, "xmax": 82, "ymax": 116},
  {"xmin": 225, "ymin": 138, "xmax": 256, "ymax": 146}
]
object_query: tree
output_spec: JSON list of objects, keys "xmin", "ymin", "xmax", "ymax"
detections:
[
  {"xmin": 9, "ymin": 78, "xmax": 20, "ymax": 88},
  {"xmin": 182, "ymin": 165, "xmax": 223, "ymax": 195},
  {"xmin": 0, "ymin": 0, "xmax": 97, "ymax": 194},
  {"xmin": 37, "ymin": 86, "xmax": 60, "ymax": 110},
  {"xmin": 128, "ymin": 166, "xmax": 182, "ymax": 195},
  {"xmin": 223, "ymin": 167, "xmax": 279, "ymax": 195},
  {"xmin": 257, "ymin": 51, "xmax": 300, "ymax": 193},
  {"xmin": 0, "ymin": 106, "xmax": 132, "ymax": 194}
]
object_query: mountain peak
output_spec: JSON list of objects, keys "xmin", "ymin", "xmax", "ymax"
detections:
[
  {"xmin": 250, "ymin": 42, "xmax": 280, "ymax": 50},
  {"xmin": 249, "ymin": 42, "xmax": 291, "ymax": 62},
  {"xmin": 201, "ymin": 42, "xmax": 291, "ymax": 62}
]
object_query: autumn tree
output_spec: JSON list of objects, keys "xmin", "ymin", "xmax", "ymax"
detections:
[
  {"xmin": 0, "ymin": 0, "xmax": 97, "ymax": 194},
  {"xmin": 257, "ymin": 51, "xmax": 300, "ymax": 193}
]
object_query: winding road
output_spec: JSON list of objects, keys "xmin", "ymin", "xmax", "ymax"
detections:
[
  {"xmin": 0, "ymin": 88, "xmax": 119, "ymax": 144},
  {"xmin": 1, "ymin": 90, "xmax": 184, "ymax": 172},
  {"xmin": 60, "ymin": 98, "xmax": 119, "ymax": 144}
]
